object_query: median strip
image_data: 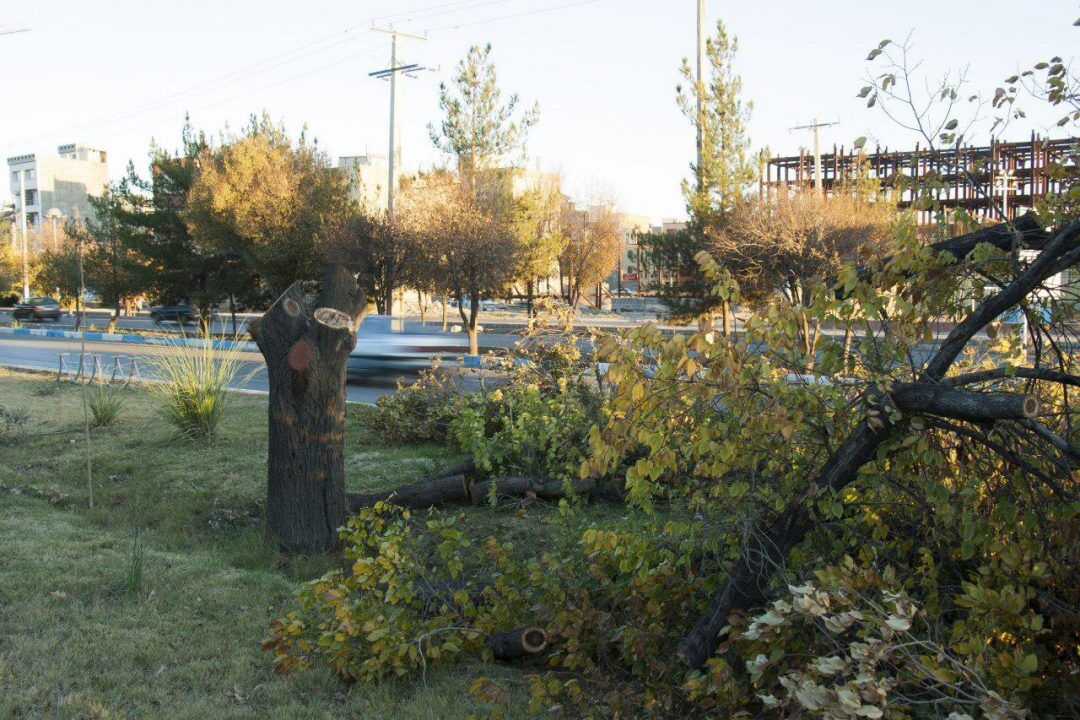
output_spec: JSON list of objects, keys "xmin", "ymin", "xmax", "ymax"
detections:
[{"xmin": 0, "ymin": 325, "xmax": 259, "ymax": 352}]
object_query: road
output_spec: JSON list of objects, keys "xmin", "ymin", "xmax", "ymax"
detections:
[{"xmin": 0, "ymin": 334, "xmax": 412, "ymax": 404}]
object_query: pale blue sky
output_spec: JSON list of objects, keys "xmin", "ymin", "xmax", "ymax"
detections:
[{"xmin": 1, "ymin": 0, "xmax": 1075, "ymax": 219}]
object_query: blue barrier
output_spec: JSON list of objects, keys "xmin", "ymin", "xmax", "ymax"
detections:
[{"xmin": 0, "ymin": 325, "xmax": 257, "ymax": 352}]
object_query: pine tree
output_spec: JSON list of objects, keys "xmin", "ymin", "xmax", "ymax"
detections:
[
  {"xmin": 658, "ymin": 19, "xmax": 756, "ymax": 331},
  {"xmin": 429, "ymin": 44, "xmax": 539, "ymax": 177}
]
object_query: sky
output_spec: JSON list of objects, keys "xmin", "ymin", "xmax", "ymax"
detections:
[{"xmin": 1, "ymin": 0, "xmax": 1076, "ymax": 221}]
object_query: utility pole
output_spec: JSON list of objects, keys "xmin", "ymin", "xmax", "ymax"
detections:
[
  {"xmin": 994, "ymin": 168, "xmax": 1018, "ymax": 220},
  {"xmin": 696, "ymin": 0, "xmax": 706, "ymax": 193},
  {"xmin": 17, "ymin": 169, "xmax": 29, "ymax": 300},
  {"xmin": 370, "ymin": 27, "xmax": 428, "ymax": 221},
  {"xmin": 790, "ymin": 118, "xmax": 839, "ymax": 196}
]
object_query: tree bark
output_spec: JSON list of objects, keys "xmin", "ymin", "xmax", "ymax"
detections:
[
  {"xmin": 347, "ymin": 472, "xmax": 593, "ymax": 511},
  {"xmin": 890, "ymin": 383, "xmax": 1039, "ymax": 422},
  {"xmin": 489, "ymin": 627, "xmax": 547, "ymax": 661},
  {"xmin": 250, "ymin": 264, "xmax": 367, "ymax": 553},
  {"xmin": 349, "ymin": 474, "xmax": 470, "ymax": 509}
]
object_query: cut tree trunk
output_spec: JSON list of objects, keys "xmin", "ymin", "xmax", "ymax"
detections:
[
  {"xmin": 249, "ymin": 264, "xmax": 366, "ymax": 553},
  {"xmin": 890, "ymin": 383, "xmax": 1039, "ymax": 422},
  {"xmin": 490, "ymin": 627, "xmax": 547, "ymax": 661}
]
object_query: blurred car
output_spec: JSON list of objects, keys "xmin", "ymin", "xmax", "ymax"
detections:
[
  {"xmin": 12, "ymin": 297, "xmax": 62, "ymax": 322},
  {"xmin": 150, "ymin": 301, "xmax": 197, "ymax": 324},
  {"xmin": 347, "ymin": 315, "xmax": 467, "ymax": 378}
]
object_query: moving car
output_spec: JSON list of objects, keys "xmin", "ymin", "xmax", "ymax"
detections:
[
  {"xmin": 149, "ymin": 301, "xmax": 197, "ymax": 324},
  {"xmin": 12, "ymin": 297, "xmax": 62, "ymax": 322},
  {"xmin": 347, "ymin": 315, "xmax": 467, "ymax": 378}
]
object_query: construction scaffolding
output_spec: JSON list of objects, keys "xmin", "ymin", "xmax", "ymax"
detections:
[{"xmin": 762, "ymin": 134, "xmax": 1077, "ymax": 225}]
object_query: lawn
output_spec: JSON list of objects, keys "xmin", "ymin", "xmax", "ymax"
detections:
[{"xmin": 0, "ymin": 369, "xmax": 534, "ymax": 719}]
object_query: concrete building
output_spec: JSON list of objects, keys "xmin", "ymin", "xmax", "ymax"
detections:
[
  {"xmin": 611, "ymin": 217, "xmax": 687, "ymax": 295},
  {"xmin": 7, "ymin": 143, "xmax": 108, "ymax": 248},
  {"xmin": 338, "ymin": 154, "xmax": 391, "ymax": 215}
]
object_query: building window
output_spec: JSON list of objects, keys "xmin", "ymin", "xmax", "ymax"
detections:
[{"xmin": 24, "ymin": 189, "xmax": 37, "ymax": 206}]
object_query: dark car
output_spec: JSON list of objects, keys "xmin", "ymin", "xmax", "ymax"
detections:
[
  {"xmin": 149, "ymin": 301, "xmax": 197, "ymax": 324},
  {"xmin": 12, "ymin": 297, "xmax": 62, "ymax": 322}
]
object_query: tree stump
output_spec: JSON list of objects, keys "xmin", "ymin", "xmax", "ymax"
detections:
[{"xmin": 250, "ymin": 264, "xmax": 367, "ymax": 552}]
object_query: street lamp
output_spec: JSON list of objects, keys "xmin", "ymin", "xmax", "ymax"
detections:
[{"xmin": 16, "ymin": 168, "xmax": 29, "ymax": 300}]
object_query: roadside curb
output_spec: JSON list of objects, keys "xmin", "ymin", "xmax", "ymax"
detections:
[{"xmin": 0, "ymin": 325, "xmax": 259, "ymax": 352}]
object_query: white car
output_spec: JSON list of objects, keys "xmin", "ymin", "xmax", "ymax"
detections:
[{"xmin": 347, "ymin": 315, "xmax": 467, "ymax": 378}]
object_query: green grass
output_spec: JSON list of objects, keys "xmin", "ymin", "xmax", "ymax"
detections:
[{"xmin": 0, "ymin": 369, "xmax": 532, "ymax": 719}]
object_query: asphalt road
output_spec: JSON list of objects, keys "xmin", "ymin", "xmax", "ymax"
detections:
[{"xmin": 0, "ymin": 334, "xmax": 415, "ymax": 404}]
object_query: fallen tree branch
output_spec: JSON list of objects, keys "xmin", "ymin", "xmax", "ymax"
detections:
[
  {"xmin": 348, "ymin": 474, "xmax": 470, "ymax": 509},
  {"xmin": 678, "ymin": 217, "xmax": 1080, "ymax": 670},
  {"xmin": 890, "ymin": 383, "xmax": 1040, "ymax": 422},
  {"xmin": 924, "ymin": 418, "xmax": 1069, "ymax": 498},
  {"xmin": 843, "ymin": 212, "xmax": 1048, "ymax": 297},
  {"xmin": 348, "ymin": 473, "xmax": 595, "ymax": 511},
  {"xmin": 469, "ymin": 476, "xmax": 594, "ymax": 505},
  {"xmin": 945, "ymin": 366, "xmax": 1080, "ymax": 389},
  {"xmin": 1019, "ymin": 419, "xmax": 1080, "ymax": 465}
]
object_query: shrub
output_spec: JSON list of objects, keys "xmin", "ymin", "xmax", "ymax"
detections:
[
  {"xmin": 446, "ymin": 305, "xmax": 606, "ymax": 480},
  {"xmin": 449, "ymin": 380, "xmax": 598, "ymax": 481},
  {"xmin": 368, "ymin": 365, "xmax": 457, "ymax": 444},
  {"xmin": 0, "ymin": 404, "xmax": 28, "ymax": 444},
  {"xmin": 86, "ymin": 380, "xmax": 124, "ymax": 427},
  {"xmin": 144, "ymin": 333, "xmax": 247, "ymax": 440}
]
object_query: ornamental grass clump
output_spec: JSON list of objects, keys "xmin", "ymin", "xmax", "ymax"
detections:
[
  {"xmin": 145, "ymin": 333, "xmax": 248, "ymax": 441},
  {"xmin": 86, "ymin": 379, "xmax": 124, "ymax": 427}
]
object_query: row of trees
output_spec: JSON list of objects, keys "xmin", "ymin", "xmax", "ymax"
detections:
[{"xmin": 24, "ymin": 44, "xmax": 623, "ymax": 348}]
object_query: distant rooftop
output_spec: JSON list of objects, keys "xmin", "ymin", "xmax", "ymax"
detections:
[{"xmin": 8, "ymin": 143, "xmax": 107, "ymax": 165}]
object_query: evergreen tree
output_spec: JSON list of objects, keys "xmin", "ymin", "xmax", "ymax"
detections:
[
  {"xmin": 429, "ymin": 44, "xmax": 539, "ymax": 176},
  {"xmin": 660, "ymin": 19, "xmax": 756, "ymax": 330}
]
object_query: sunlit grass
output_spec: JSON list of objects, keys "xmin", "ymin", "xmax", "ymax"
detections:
[{"xmin": 0, "ymin": 368, "xmax": 521, "ymax": 718}]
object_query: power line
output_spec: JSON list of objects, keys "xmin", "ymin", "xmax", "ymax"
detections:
[
  {"xmin": 12, "ymin": 31, "xmax": 375, "ymax": 147},
  {"xmin": 3, "ymin": 0, "xmax": 527, "ymax": 148},
  {"xmin": 422, "ymin": 0, "xmax": 599, "ymax": 32},
  {"xmin": 69, "ymin": 42, "xmax": 391, "ymax": 146},
  {"xmin": 397, "ymin": 0, "xmax": 524, "ymax": 25}
]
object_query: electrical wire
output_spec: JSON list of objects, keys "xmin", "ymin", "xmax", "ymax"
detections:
[
  {"xmin": 2, "ymin": 0, "xmax": 600, "ymax": 150},
  {"xmin": 422, "ymin": 0, "xmax": 598, "ymax": 32},
  {"xmin": 4, "ymin": 0, "xmax": 531, "ymax": 148},
  {"xmin": 78, "ymin": 42, "xmax": 391, "ymax": 145}
]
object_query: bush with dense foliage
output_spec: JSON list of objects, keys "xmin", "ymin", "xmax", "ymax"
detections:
[{"xmin": 368, "ymin": 366, "xmax": 459, "ymax": 445}]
